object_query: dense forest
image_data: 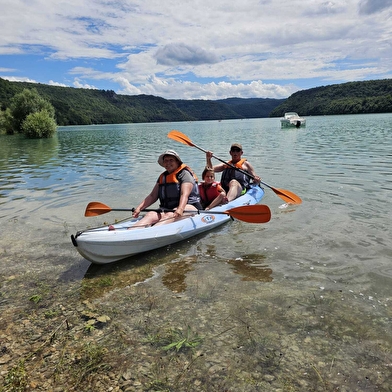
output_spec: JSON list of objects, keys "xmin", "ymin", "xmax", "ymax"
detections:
[
  {"xmin": 270, "ymin": 79, "xmax": 392, "ymax": 117},
  {"xmin": 1, "ymin": 77, "xmax": 391, "ymax": 126},
  {"xmin": 0, "ymin": 78, "xmax": 283, "ymax": 126}
]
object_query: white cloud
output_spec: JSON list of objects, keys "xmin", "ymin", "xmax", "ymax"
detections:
[
  {"xmin": 1, "ymin": 76, "xmax": 38, "ymax": 83},
  {"xmin": 1, "ymin": 0, "xmax": 392, "ymax": 99},
  {"xmin": 155, "ymin": 43, "xmax": 219, "ymax": 66},
  {"xmin": 48, "ymin": 80, "xmax": 68, "ymax": 87},
  {"xmin": 358, "ymin": 0, "xmax": 392, "ymax": 14},
  {"xmin": 73, "ymin": 78, "xmax": 98, "ymax": 89}
]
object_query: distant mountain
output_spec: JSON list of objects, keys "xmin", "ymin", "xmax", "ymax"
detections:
[
  {"xmin": 1, "ymin": 77, "xmax": 391, "ymax": 126},
  {"xmin": 270, "ymin": 79, "xmax": 392, "ymax": 117},
  {"xmin": 0, "ymin": 78, "xmax": 283, "ymax": 126},
  {"xmin": 216, "ymin": 97, "xmax": 286, "ymax": 118}
]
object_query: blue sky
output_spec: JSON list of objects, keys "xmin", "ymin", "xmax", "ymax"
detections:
[{"xmin": 1, "ymin": 0, "xmax": 391, "ymax": 100}]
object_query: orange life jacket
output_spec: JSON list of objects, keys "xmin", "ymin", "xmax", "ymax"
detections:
[
  {"xmin": 198, "ymin": 182, "xmax": 223, "ymax": 206},
  {"xmin": 221, "ymin": 158, "xmax": 250, "ymax": 192},
  {"xmin": 158, "ymin": 164, "xmax": 200, "ymax": 209}
]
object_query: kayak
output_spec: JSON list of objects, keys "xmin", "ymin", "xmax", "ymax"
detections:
[{"xmin": 71, "ymin": 185, "xmax": 265, "ymax": 264}]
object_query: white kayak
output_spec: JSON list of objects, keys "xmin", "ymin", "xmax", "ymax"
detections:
[{"xmin": 71, "ymin": 185, "xmax": 266, "ymax": 264}]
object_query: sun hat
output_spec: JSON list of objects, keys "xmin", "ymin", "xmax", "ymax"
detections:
[
  {"xmin": 158, "ymin": 150, "xmax": 183, "ymax": 167},
  {"xmin": 230, "ymin": 143, "xmax": 242, "ymax": 151}
]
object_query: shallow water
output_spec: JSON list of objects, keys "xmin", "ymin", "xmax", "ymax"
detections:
[
  {"xmin": 1, "ymin": 115, "xmax": 391, "ymax": 288},
  {"xmin": 1, "ymin": 114, "xmax": 392, "ymax": 389}
]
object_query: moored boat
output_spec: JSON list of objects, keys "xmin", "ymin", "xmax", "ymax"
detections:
[
  {"xmin": 280, "ymin": 112, "xmax": 306, "ymax": 128},
  {"xmin": 71, "ymin": 185, "xmax": 266, "ymax": 264}
]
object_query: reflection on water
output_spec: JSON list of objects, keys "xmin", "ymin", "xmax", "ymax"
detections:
[
  {"xmin": 80, "ymin": 247, "xmax": 175, "ymax": 300},
  {"xmin": 162, "ymin": 256, "xmax": 197, "ymax": 293},
  {"xmin": 227, "ymin": 254, "xmax": 273, "ymax": 282},
  {"xmin": 81, "ymin": 251, "xmax": 274, "ymax": 298}
]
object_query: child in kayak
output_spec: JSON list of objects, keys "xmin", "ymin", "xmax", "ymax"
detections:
[{"xmin": 198, "ymin": 167, "xmax": 227, "ymax": 210}]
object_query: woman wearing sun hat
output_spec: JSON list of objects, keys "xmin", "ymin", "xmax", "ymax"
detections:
[{"xmin": 131, "ymin": 150, "xmax": 202, "ymax": 228}]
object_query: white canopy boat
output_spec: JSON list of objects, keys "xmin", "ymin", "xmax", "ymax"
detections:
[
  {"xmin": 280, "ymin": 112, "xmax": 306, "ymax": 128},
  {"xmin": 71, "ymin": 185, "xmax": 268, "ymax": 264}
]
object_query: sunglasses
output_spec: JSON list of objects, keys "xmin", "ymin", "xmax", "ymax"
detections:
[{"xmin": 230, "ymin": 148, "xmax": 241, "ymax": 152}]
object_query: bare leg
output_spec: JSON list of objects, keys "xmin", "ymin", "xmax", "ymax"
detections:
[
  {"xmin": 128, "ymin": 211, "xmax": 161, "ymax": 229},
  {"xmin": 206, "ymin": 193, "xmax": 226, "ymax": 210},
  {"xmin": 227, "ymin": 180, "xmax": 243, "ymax": 201},
  {"xmin": 153, "ymin": 204, "xmax": 198, "ymax": 226}
]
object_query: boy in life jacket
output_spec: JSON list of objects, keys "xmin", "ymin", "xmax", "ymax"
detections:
[
  {"xmin": 206, "ymin": 143, "xmax": 261, "ymax": 202},
  {"xmin": 198, "ymin": 167, "xmax": 227, "ymax": 210}
]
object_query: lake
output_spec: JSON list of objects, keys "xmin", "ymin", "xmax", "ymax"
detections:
[{"xmin": 1, "ymin": 113, "xmax": 392, "ymax": 390}]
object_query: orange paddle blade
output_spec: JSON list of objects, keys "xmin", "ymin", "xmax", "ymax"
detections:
[
  {"xmin": 167, "ymin": 130, "xmax": 196, "ymax": 147},
  {"xmin": 84, "ymin": 201, "xmax": 134, "ymax": 217},
  {"xmin": 270, "ymin": 187, "xmax": 302, "ymax": 204},
  {"xmin": 85, "ymin": 202, "xmax": 112, "ymax": 216},
  {"xmin": 226, "ymin": 205, "xmax": 271, "ymax": 223}
]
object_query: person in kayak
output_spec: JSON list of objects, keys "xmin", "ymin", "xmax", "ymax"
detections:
[
  {"xmin": 198, "ymin": 167, "xmax": 226, "ymax": 210},
  {"xmin": 206, "ymin": 143, "xmax": 261, "ymax": 202},
  {"xmin": 131, "ymin": 150, "xmax": 202, "ymax": 227}
]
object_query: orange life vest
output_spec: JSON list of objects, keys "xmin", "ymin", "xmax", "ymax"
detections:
[
  {"xmin": 198, "ymin": 182, "xmax": 223, "ymax": 206},
  {"xmin": 221, "ymin": 158, "xmax": 250, "ymax": 192},
  {"xmin": 158, "ymin": 164, "xmax": 200, "ymax": 209}
]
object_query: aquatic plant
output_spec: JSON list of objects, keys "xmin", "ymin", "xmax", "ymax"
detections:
[
  {"xmin": 162, "ymin": 325, "xmax": 203, "ymax": 352},
  {"xmin": 2, "ymin": 360, "xmax": 27, "ymax": 392}
]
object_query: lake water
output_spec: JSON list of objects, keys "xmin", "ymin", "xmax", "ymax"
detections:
[{"xmin": 1, "ymin": 113, "xmax": 392, "ymax": 390}]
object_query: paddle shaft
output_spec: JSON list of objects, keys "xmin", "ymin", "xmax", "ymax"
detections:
[
  {"xmin": 106, "ymin": 207, "xmax": 240, "ymax": 215},
  {"xmin": 84, "ymin": 201, "xmax": 271, "ymax": 223},
  {"xmin": 184, "ymin": 139, "xmax": 260, "ymax": 182}
]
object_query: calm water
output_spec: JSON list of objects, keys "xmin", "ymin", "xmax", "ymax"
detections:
[
  {"xmin": 1, "ymin": 113, "xmax": 391, "ymax": 302},
  {"xmin": 2, "ymin": 114, "xmax": 392, "ymax": 389}
]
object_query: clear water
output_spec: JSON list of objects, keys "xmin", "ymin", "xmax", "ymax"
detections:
[
  {"xmin": 1, "ymin": 114, "xmax": 391, "ymax": 292},
  {"xmin": 2, "ymin": 114, "xmax": 392, "ymax": 389}
]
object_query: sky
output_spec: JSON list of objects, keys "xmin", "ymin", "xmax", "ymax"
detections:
[{"xmin": 1, "ymin": 0, "xmax": 391, "ymax": 100}]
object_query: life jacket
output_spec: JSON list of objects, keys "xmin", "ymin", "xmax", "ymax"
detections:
[
  {"xmin": 198, "ymin": 182, "xmax": 223, "ymax": 206},
  {"xmin": 220, "ymin": 158, "xmax": 250, "ymax": 192},
  {"xmin": 158, "ymin": 164, "xmax": 200, "ymax": 209}
]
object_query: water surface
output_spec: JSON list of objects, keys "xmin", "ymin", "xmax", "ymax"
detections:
[{"xmin": 1, "ymin": 114, "xmax": 392, "ymax": 389}]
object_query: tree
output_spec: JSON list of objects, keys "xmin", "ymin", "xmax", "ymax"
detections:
[
  {"xmin": 9, "ymin": 88, "xmax": 56, "ymax": 136},
  {"xmin": 0, "ymin": 107, "xmax": 14, "ymax": 134},
  {"xmin": 21, "ymin": 110, "xmax": 57, "ymax": 138}
]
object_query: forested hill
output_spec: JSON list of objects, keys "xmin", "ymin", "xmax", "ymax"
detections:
[
  {"xmin": 0, "ymin": 78, "xmax": 283, "ymax": 126},
  {"xmin": 170, "ymin": 97, "xmax": 285, "ymax": 120},
  {"xmin": 270, "ymin": 79, "xmax": 392, "ymax": 117},
  {"xmin": 1, "ymin": 77, "xmax": 391, "ymax": 126}
]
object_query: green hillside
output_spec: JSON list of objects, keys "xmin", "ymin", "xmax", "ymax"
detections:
[
  {"xmin": 216, "ymin": 97, "xmax": 286, "ymax": 118},
  {"xmin": 0, "ymin": 78, "xmax": 193, "ymax": 125},
  {"xmin": 1, "ymin": 77, "xmax": 391, "ymax": 126},
  {"xmin": 270, "ymin": 79, "xmax": 392, "ymax": 117},
  {"xmin": 0, "ymin": 78, "xmax": 282, "ymax": 126}
]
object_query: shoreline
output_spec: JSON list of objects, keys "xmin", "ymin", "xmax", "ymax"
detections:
[{"xmin": 1, "ymin": 254, "xmax": 391, "ymax": 391}]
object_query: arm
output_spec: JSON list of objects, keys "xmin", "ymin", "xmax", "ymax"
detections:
[
  {"xmin": 133, "ymin": 183, "xmax": 159, "ymax": 217},
  {"xmin": 243, "ymin": 161, "xmax": 261, "ymax": 184},
  {"xmin": 206, "ymin": 151, "xmax": 225, "ymax": 173},
  {"xmin": 175, "ymin": 182, "xmax": 193, "ymax": 216}
]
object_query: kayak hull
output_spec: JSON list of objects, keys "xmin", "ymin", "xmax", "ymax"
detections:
[{"xmin": 71, "ymin": 185, "xmax": 264, "ymax": 264}]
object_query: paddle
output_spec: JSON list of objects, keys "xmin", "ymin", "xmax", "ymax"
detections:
[
  {"xmin": 167, "ymin": 130, "xmax": 302, "ymax": 204},
  {"xmin": 84, "ymin": 202, "xmax": 271, "ymax": 223}
]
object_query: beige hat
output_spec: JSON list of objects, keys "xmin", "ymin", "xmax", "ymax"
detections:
[
  {"xmin": 158, "ymin": 150, "xmax": 183, "ymax": 167},
  {"xmin": 230, "ymin": 143, "xmax": 242, "ymax": 150}
]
